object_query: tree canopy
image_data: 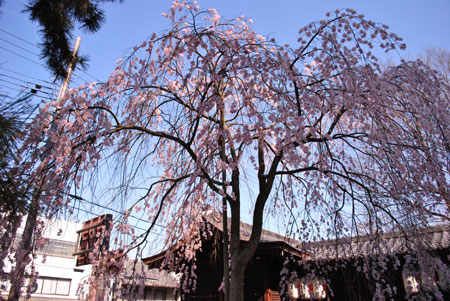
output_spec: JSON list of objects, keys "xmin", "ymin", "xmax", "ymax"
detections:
[{"xmin": 4, "ymin": 1, "xmax": 450, "ymax": 300}]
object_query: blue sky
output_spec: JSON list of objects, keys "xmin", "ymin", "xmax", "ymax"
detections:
[{"xmin": 1, "ymin": 0, "xmax": 449, "ymax": 87}]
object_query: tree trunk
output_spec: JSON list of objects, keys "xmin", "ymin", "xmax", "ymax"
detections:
[
  {"xmin": 229, "ymin": 259, "xmax": 245, "ymax": 301},
  {"xmin": 222, "ymin": 197, "xmax": 230, "ymax": 301},
  {"xmin": 8, "ymin": 193, "xmax": 39, "ymax": 300},
  {"xmin": 218, "ymin": 87, "xmax": 230, "ymax": 301},
  {"xmin": 225, "ymin": 135, "xmax": 279, "ymax": 300}
]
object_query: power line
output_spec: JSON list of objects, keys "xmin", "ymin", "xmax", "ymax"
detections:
[
  {"xmin": 0, "ymin": 78, "xmax": 53, "ymax": 95},
  {"xmin": 69, "ymin": 78, "xmax": 82, "ymax": 87},
  {"xmin": 0, "ymin": 82, "xmax": 53, "ymax": 100},
  {"xmin": 76, "ymin": 67, "xmax": 101, "ymax": 83},
  {"xmin": 0, "ymin": 84, "xmax": 20, "ymax": 93},
  {"xmin": 72, "ymin": 72, "xmax": 90, "ymax": 85},
  {"xmin": 0, "ymin": 29, "xmax": 100, "ymax": 87},
  {"xmin": 0, "ymin": 28, "xmax": 40, "ymax": 49},
  {"xmin": 0, "ymin": 46, "xmax": 46, "ymax": 67},
  {"xmin": 0, "ymin": 70, "xmax": 75, "ymax": 99},
  {"xmin": 0, "ymin": 73, "xmax": 55, "ymax": 91},
  {"xmin": 0, "ymin": 94, "xmax": 14, "ymax": 100},
  {"xmin": 0, "ymin": 84, "xmax": 31, "ymax": 96},
  {"xmin": 0, "ymin": 66, "xmax": 57, "ymax": 87},
  {"xmin": 68, "ymin": 203, "xmax": 163, "ymax": 235},
  {"xmin": 67, "ymin": 205, "xmax": 160, "ymax": 234},
  {"xmin": 0, "ymin": 78, "xmax": 26, "ymax": 87},
  {"xmin": 0, "ymin": 37, "xmax": 40, "ymax": 57},
  {"xmin": 0, "ymin": 83, "xmax": 17, "ymax": 90},
  {"xmin": 75, "ymin": 197, "xmax": 166, "ymax": 229}
]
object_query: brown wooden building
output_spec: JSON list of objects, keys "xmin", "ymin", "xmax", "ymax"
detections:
[
  {"xmin": 144, "ymin": 212, "xmax": 303, "ymax": 300},
  {"xmin": 143, "ymin": 214, "xmax": 450, "ymax": 300},
  {"xmin": 296, "ymin": 224, "xmax": 450, "ymax": 300}
]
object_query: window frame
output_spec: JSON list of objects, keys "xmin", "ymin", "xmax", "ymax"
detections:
[{"xmin": 34, "ymin": 276, "xmax": 72, "ymax": 296}]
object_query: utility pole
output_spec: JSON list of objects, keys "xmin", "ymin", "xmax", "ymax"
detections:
[
  {"xmin": 8, "ymin": 37, "xmax": 81, "ymax": 301},
  {"xmin": 58, "ymin": 36, "xmax": 81, "ymax": 101}
]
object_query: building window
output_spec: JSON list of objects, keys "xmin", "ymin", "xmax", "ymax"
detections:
[
  {"xmin": 36, "ymin": 239, "xmax": 77, "ymax": 258},
  {"xmin": 35, "ymin": 277, "xmax": 71, "ymax": 295},
  {"xmin": 145, "ymin": 288, "xmax": 166, "ymax": 300}
]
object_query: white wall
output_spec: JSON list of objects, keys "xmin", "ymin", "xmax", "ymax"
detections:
[{"xmin": 0, "ymin": 218, "xmax": 92, "ymax": 300}]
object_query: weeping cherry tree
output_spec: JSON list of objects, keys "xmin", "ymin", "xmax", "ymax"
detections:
[{"xmin": 7, "ymin": 1, "xmax": 449, "ymax": 300}]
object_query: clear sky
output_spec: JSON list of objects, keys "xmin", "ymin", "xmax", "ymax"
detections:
[
  {"xmin": 1, "ymin": 0, "xmax": 449, "ymax": 238},
  {"xmin": 1, "ymin": 0, "xmax": 449, "ymax": 86}
]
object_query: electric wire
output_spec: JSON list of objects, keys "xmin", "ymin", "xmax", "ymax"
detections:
[
  {"xmin": 0, "ymin": 77, "xmax": 55, "ymax": 95},
  {"xmin": 0, "ymin": 45, "xmax": 46, "ymax": 67},
  {"xmin": 0, "ymin": 83, "xmax": 53, "ymax": 100},
  {"xmin": 0, "ymin": 73, "xmax": 55, "ymax": 91},
  {"xmin": 67, "ymin": 205, "xmax": 158, "ymax": 234},
  {"xmin": 0, "ymin": 28, "xmax": 40, "ymax": 49},
  {"xmin": 0, "ymin": 83, "xmax": 20, "ymax": 92},
  {"xmin": 0, "ymin": 31, "xmax": 100, "ymax": 88},
  {"xmin": 0, "ymin": 30, "xmax": 164, "ymax": 235},
  {"xmin": 0, "ymin": 67, "xmax": 58, "ymax": 87},
  {"xmin": 72, "ymin": 72, "xmax": 90, "ymax": 85},
  {"xmin": 76, "ymin": 67, "xmax": 101, "ymax": 83},
  {"xmin": 0, "ymin": 94, "xmax": 13, "ymax": 100},
  {"xmin": 0, "ymin": 77, "xmax": 28, "ymax": 87},
  {"xmin": 0, "ymin": 67, "xmax": 58, "ymax": 100},
  {"xmin": 0, "ymin": 36, "xmax": 40, "ymax": 57},
  {"xmin": 0, "ymin": 82, "xmax": 30, "ymax": 93},
  {"xmin": 76, "ymin": 197, "xmax": 166, "ymax": 229}
]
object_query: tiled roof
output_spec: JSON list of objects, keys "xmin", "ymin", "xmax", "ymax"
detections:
[
  {"xmin": 205, "ymin": 211, "xmax": 450, "ymax": 261},
  {"xmin": 121, "ymin": 259, "xmax": 180, "ymax": 288},
  {"xmin": 300, "ymin": 223, "xmax": 450, "ymax": 261},
  {"xmin": 204, "ymin": 210, "xmax": 303, "ymax": 248},
  {"xmin": 144, "ymin": 210, "xmax": 450, "ymax": 265},
  {"xmin": 143, "ymin": 211, "xmax": 305, "ymax": 266}
]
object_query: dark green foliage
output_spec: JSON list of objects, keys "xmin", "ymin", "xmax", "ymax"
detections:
[
  {"xmin": 0, "ymin": 94, "xmax": 34, "ymax": 214},
  {"xmin": 24, "ymin": 0, "xmax": 123, "ymax": 79}
]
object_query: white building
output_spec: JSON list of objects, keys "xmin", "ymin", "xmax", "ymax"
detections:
[
  {"xmin": 1, "ymin": 217, "xmax": 181, "ymax": 300},
  {"xmin": 0, "ymin": 218, "xmax": 92, "ymax": 300}
]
